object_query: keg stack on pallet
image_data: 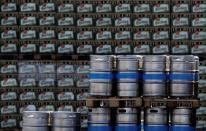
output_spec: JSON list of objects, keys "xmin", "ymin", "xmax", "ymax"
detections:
[{"xmin": 87, "ymin": 55, "xmax": 200, "ymax": 131}]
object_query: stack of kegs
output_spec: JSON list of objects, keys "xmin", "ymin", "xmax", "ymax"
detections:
[
  {"xmin": 115, "ymin": 108, "xmax": 140, "ymax": 131},
  {"xmin": 171, "ymin": 108, "xmax": 196, "ymax": 131},
  {"xmin": 169, "ymin": 55, "xmax": 199, "ymax": 97},
  {"xmin": 88, "ymin": 108, "xmax": 112, "ymax": 131},
  {"xmin": 23, "ymin": 111, "xmax": 49, "ymax": 131},
  {"xmin": 142, "ymin": 55, "xmax": 168, "ymax": 97},
  {"xmin": 144, "ymin": 107, "xmax": 168, "ymax": 131},
  {"xmin": 89, "ymin": 55, "xmax": 114, "ymax": 96},
  {"xmin": 116, "ymin": 55, "xmax": 140, "ymax": 97}
]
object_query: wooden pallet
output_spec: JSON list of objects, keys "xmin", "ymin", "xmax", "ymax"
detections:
[{"xmin": 86, "ymin": 97, "xmax": 142, "ymax": 107}]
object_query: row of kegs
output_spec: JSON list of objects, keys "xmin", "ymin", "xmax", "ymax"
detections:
[
  {"xmin": 90, "ymin": 55, "xmax": 199, "ymax": 97},
  {"xmin": 22, "ymin": 111, "xmax": 80, "ymax": 131},
  {"xmin": 88, "ymin": 107, "xmax": 196, "ymax": 131}
]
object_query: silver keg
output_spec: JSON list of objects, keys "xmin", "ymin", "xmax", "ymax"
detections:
[
  {"xmin": 117, "ymin": 55, "xmax": 139, "ymax": 71},
  {"xmin": 23, "ymin": 111, "xmax": 49, "ymax": 131},
  {"xmin": 144, "ymin": 108, "xmax": 168, "ymax": 125},
  {"xmin": 90, "ymin": 83, "xmax": 112, "ymax": 96},
  {"xmin": 90, "ymin": 55, "xmax": 114, "ymax": 71},
  {"xmin": 171, "ymin": 108, "xmax": 196, "ymax": 125},
  {"xmin": 116, "ymin": 108, "xmax": 139, "ymax": 124},
  {"xmin": 117, "ymin": 83, "xmax": 139, "ymax": 97},
  {"xmin": 51, "ymin": 112, "xmax": 80, "ymax": 131},
  {"xmin": 88, "ymin": 108, "xmax": 111, "ymax": 124}
]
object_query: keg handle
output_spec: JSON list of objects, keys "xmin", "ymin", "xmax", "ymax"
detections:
[{"xmin": 100, "ymin": 101, "xmax": 105, "ymax": 107}]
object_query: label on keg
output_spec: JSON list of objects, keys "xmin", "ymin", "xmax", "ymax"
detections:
[
  {"xmin": 199, "ymin": 66, "xmax": 206, "ymax": 74},
  {"xmin": 191, "ymin": 45, "xmax": 206, "ymax": 54},
  {"xmin": 153, "ymin": 4, "xmax": 169, "ymax": 13},
  {"xmin": 1, "ymin": 30, "xmax": 17, "ymax": 39},
  {"xmin": 20, "ymin": 30, "xmax": 36, "ymax": 39},
  {"xmin": 58, "ymin": 78, "xmax": 74, "ymax": 87},
  {"xmin": 81, "ymin": 119, "xmax": 88, "ymax": 128},
  {"xmin": 192, "ymin": 18, "xmax": 206, "ymax": 26},
  {"xmin": 115, "ymin": 17, "xmax": 131, "ymax": 26},
  {"xmin": 76, "ymin": 92, "xmax": 89, "ymax": 100},
  {"xmin": 192, "ymin": 4, "xmax": 206, "ymax": 12},
  {"xmin": 1, "ymin": 105, "xmax": 17, "ymax": 114},
  {"xmin": 76, "ymin": 79, "xmax": 90, "ymax": 87},
  {"xmin": 96, "ymin": 31, "xmax": 112, "ymax": 40},
  {"xmin": 96, "ymin": 4, "xmax": 112, "ymax": 12},
  {"xmin": 77, "ymin": 45, "xmax": 93, "ymax": 54},
  {"xmin": 39, "ymin": 78, "xmax": 55, "ymax": 87},
  {"xmin": 39, "ymin": 16, "xmax": 55, "ymax": 25},
  {"xmin": 19, "ymin": 64, "xmax": 36, "ymax": 73},
  {"xmin": 38, "ymin": 92, "xmax": 55, "ymax": 100},
  {"xmin": 77, "ymin": 31, "xmax": 93, "ymax": 40},
  {"xmin": 192, "ymin": 31, "xmax": 206, "ymax": 40},
  {"xmin": 1, "ymin": 17, "xmax": 17, "ymax": 25},
  {"xmin": 20, "ymin": 3, "xmax": 36, "ymax": 11},
  {"xmin": 1, "ymin": 92, "xmax": 17, "ymax": 101},
  {"xmin": 153, "ymin": 44, "xmax": 169, "ymax": 54},
  {"xmin": 172, "ymin": 17, "xmax": 189, "ymax": 26},
  {"xmin": 134, "ymin": 45, "xmax": 150, "ymax": 54},
  {"xmin": 20, "ymin": 78, "xmax": 36, "ymax": 87},
  {"xmin": 57, "ymin": 65, "xmax": 74, "ymax": 74},
  {"xmin": 77, "ymin": 17, "xmax": 93, "ymax": 27},
  {"xmin": 20, "ymin": 92, "xmax": 36, "ymax": 100},
  {"xmin": 196, "ymin": 120, "xmax": 206, "ymax": 129},
  {"xmin": 58, "ymin": 17, "xmax": 74, "ymax": 26},
  {"xmin": 173, "ymin": 4, "xmax": 189, "ymax": 12},
  {"xmin": 115, "ymin": 31, "xmax": 131, "ymax": 40},
  {"xmin": 115, "ymin": 45, "xmax": 131, "ymax": 54},
  {"xmin": 133, "ymin": 31, "xmax": 150, "ymax": 40},
  {"xmin": 153, "ymin": 31, "xmax": 169, "ymax": 40},
  {"xmin": 77, "ymin": 106, "xmax": 88, "ymax": 114},
  {"xmin": 77, "ymin": 4, "xmax": 93, "ymax": 12},
  {"xmin": 20, "ymin": 105, "xmax": 36, "ymax": 114},
  {"xmin": 76, "ymin": 65, "xmax": 90, "ymax": 74},
  {"xmin": 115, "ymin": 4, "xmax": 131, "ymax": 12},
  {"xmin": 134, "ymin": 4, "xmax": 150, "ymax": 12},
  {"xmin": 196, "ymin": 107, "xmax": 206, "ymax": 114},
  {"xmin": 58, "ymin": 31, "xmax": 74, "ymax": 40},
  {"xmin": 153, "ymin": 17, "xmax": 169, "ymax": 26},
  {"xmin": 57, "ymin": 92, "xmax": 74, "ymax": 100},
  {"xmin": 20, "ymin": 43, "xmax": 36, "ymax": 53},
  {"xmin": 39, "ymin": 3, "xmax": 55, "ymax": 12},
  {"xmin": 57, "ymin": 105, "xmax": 73, "ymax": 112},
  {"xmin": 1, "ymin": 64, "xmax": 17, "ymax": 73},
  {"xmin": 172, "ymin": 31, "xmax": 189, "ymax": 40},
  {"xmin": 198, "ymin": 93, "xmax": 206, "ymax": 100},
  {"xmin": 172, "ymin": 45, "xmax": 188, "ymax": 54},
  {"xmin": 39, "ymin": 64, "xmax": 55, "ymax": 73},
  {"xmin": 39, "ymin": 30, "xmax": 55, "ymax": 39},
  {"xmin": 39, "ymin": 44, "xmax": 55, "ymax": 53},
  {"xmin": 1, "ymin": 119, "xmax": 16, "ymax": 128},
  {"xmin": 58, "ymin": 4, "xmax": 74, "ymax": 12},
  {"xmin": 96, "ymin": 45, "xmax": 112, "ymax": 54},
  {"xmin": 1, "ymin": 78, "xmax": 17, "ymax": 87},
  {"xmin": 39, "ymin": 105, "xmax": 55, "ymax": 111},
  {"xmin": 58, "ymin": 44, "xmax": 74, "ymax": 53},
  {"xmin": 96, "ymin": 17, "xmax": 112, "ymax": 26},
  {"xmin": 1, "ymin": 43, "xmax": 17, "ymax": 53},
  {"xmin": 134, "ymin": 18, "xmax": 150, "ymax": 26},
  {"xmin": 20, "ymin": 16, "xmax": 36, "ymax": 25},
  {"xmin": 1, "ymin": 3, "xmax": 16, "ymax": 12}
]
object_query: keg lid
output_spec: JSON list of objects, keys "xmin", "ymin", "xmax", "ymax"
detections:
[
  {"xmin": 171, "ymin": 55, "xmax": 199, "ymax": 62},
  {"xmin": 90, "ymin": 55, "xmax": 114, "ymax": 62},
  {"xmin": 89, "ymin": 108, "xmax": 111, "ymax": 113},
  {"xmin": 117, "ymin": 108, "xmax": 137, "ymax": 113},
  {"xmin": 23, "ymin": 111, "xmax": 49, "ymax": 118},
  {"xmin": 143, "ymin": 55, "xmax": 166, "ymax": 62},
  {"xmin": 52, "ymin": 112, "xmax": 80, "ymax": 118}
]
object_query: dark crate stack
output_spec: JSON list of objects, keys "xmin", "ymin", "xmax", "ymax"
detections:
[{"xmin": 0, "ymin": 0, "xmax": 205, "ymax": 130}]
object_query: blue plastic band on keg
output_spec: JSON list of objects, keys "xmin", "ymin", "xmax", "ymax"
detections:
[
  {"xmin": 170, "ymin": 125, "xmax": 195, "ymax": 131},
  {"xmin": 90, "ymin": 73, "xmax": 113, "ymax": 79},
  {"xmin": 116, "ymin": 73, "xmax": 140, "ymax": 79},
  {"xmin": 144, "ymin": 125, "xmax": 169, "ymax": 131},
  {"xmin": 169, "ymin": 73, "xmax": 198, "ymax": 81},
  {"xmin": 115, "ymin": 124, "xmax": 140, "ymax": 131},
  {"xmin": 142, "ymin": 74, "xmax": 167, "ymax": 80},
  {"xmin": 88, "ymin": 125, "xmax": 113, "ymax": 131}
]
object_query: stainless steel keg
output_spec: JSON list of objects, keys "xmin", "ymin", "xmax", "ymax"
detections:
[
  {"xmin": 117, "ymin": 83, "xmax": 139, "ymax": 97},
  {"xmin": 170, "ymin": 82, "xmax": 194, "ymax": 97},
  {"xmin": 116, "ymin": 108, "xmax": 139, "ymax": 124},
  {"xmin": 143, "ymin": 82, "xmax": 167, "ymax": 96},
  {"xmin": 90, "ymin": 55, "xmax": 114, "ymax": 71},
  {"xmin": 171, "ymin": 108, "xmax": 196, "ymax": 125},
  {"xmin": 51, "ymin": 112, "xmax": 80, "ymax": 131},
  {"xmin": 116, "ymin": 71, "xmax": 139, "ymax": 82},
  {"xmin": 117, "ymin": 55, "xmax": 139, "ymax": 71},
  {"xmin": 90, "ymin": 83, "xmax": 112, "ymax": 96},
  {"xmin": 90, "ymin": 71, "xmax": 113, "ymax": 83},
  {"xmin": 144, "ymin": 108, "xmax": 168, "ymax": 125},
  {"xmin": 88, "ymin": 108, "xmax": 111, "ymax": 124}
]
